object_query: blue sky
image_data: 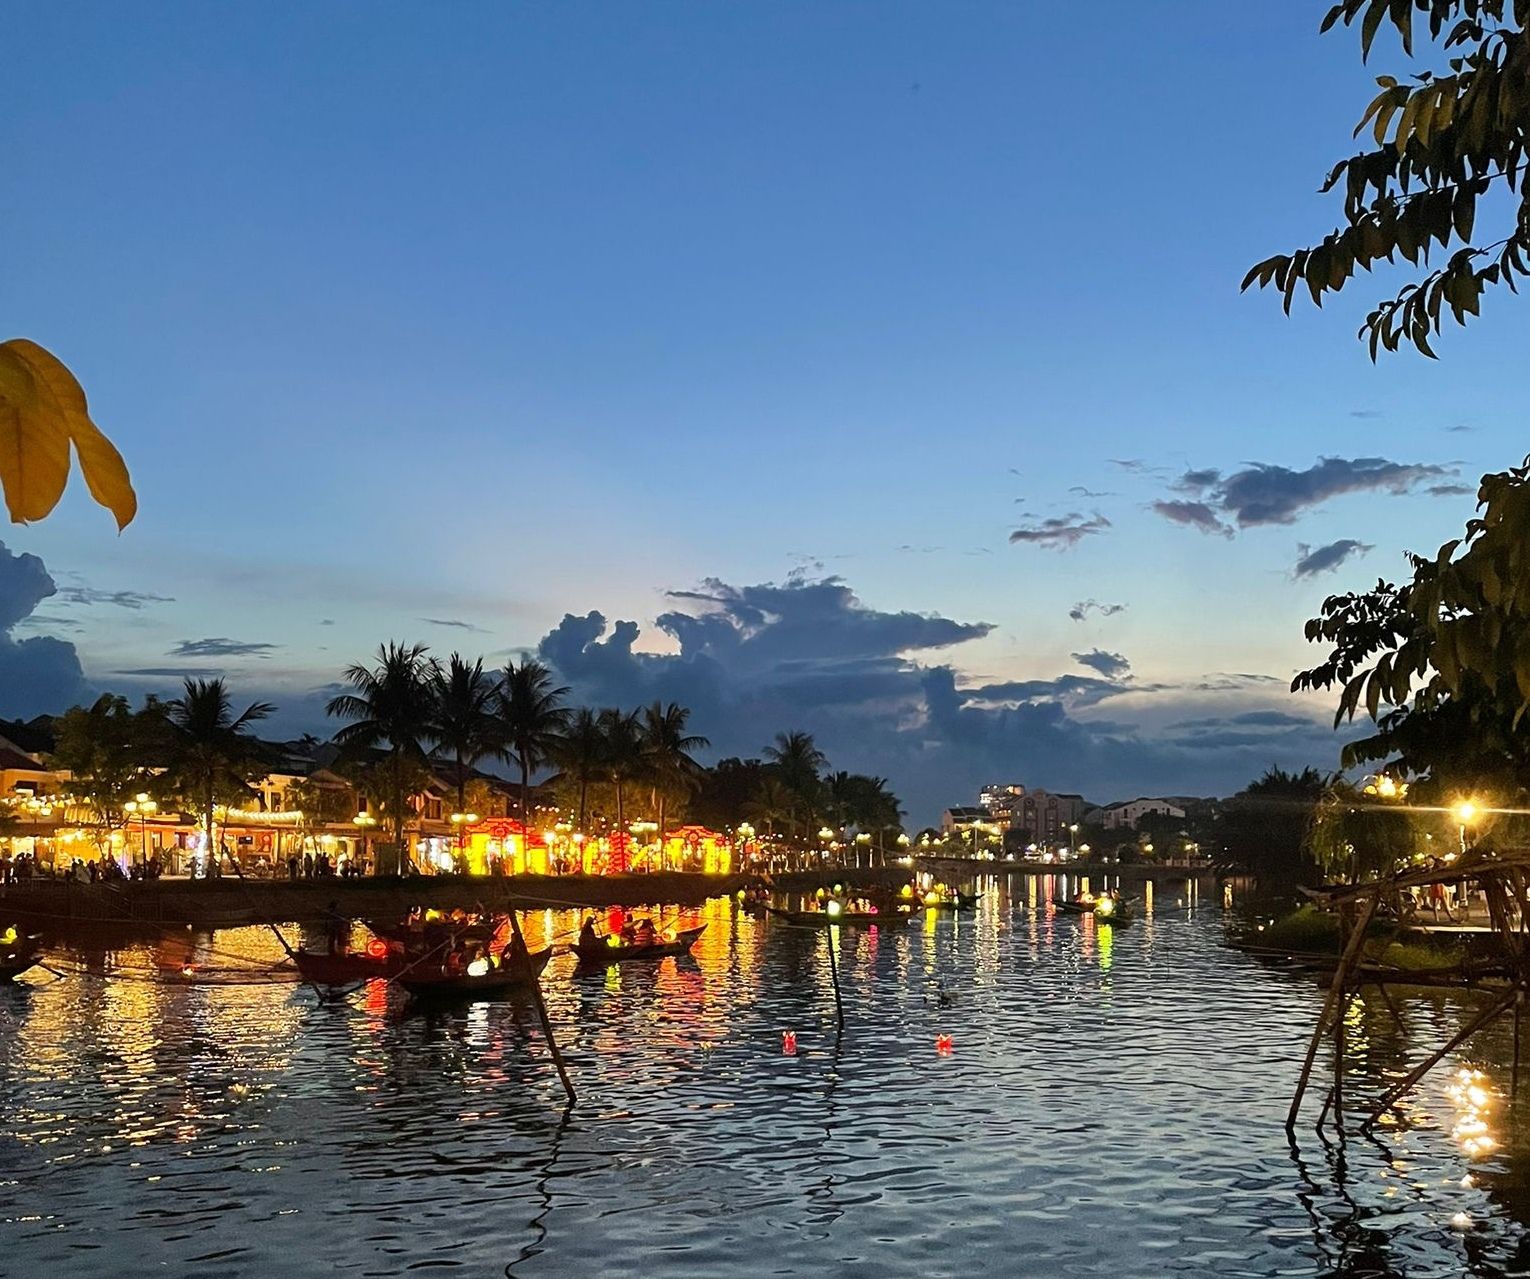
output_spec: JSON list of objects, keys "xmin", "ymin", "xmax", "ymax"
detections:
[{"xmin": 3, "ymin": 3, "xmax": 1524, "ymax": 821}]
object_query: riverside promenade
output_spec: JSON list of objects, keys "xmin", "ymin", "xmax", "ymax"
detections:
[{"xmin": 0, "ymin": 866, "xmax": 914, "ymax": 932}]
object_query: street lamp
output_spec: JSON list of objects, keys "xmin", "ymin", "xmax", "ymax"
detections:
[
  {"xmin": 1454, "ymin": 800, "xmax": 1480, "ymax": 854},
  {"xmin": 1068, "ymin": 823, "xmax": 1079, "ymax": 858},
  {"xmin": 122, "ymin": 792, "xmax": 156, "ymax": 869}
]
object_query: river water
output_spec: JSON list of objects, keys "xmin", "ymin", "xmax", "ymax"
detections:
[{"xmin": 3, "ymin": 875, "xmax": 1529, "ymax": 1278}]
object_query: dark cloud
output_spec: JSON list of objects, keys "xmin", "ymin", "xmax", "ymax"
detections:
[
  {"xmin": 895, "ymin": 545, "xmax": 943, "ymax": 554},
  {"xmin": 1008, "ymin": 512, "xmax": 1111, "ymax": 549},
  {"xmin": 420, "ymin": 617, "xmax": 488, "ymax": 632},
  {"xmin": 533, "ymin": 574, "xmax": 1341, "ymax": 821},
  {"xmin": 1068, "ymin": 599, "xmax": 1128, "ymax": 622},
  {"xmin": 1068, "ymin": 486, "xmax": 1117, "ymax": 498},
  {"xmin": 1446, "ymin": 424, "xmax": 1475, "ymax": 433},
  {"xmin": 1072, "ymin": 648, "xmax": 1131, "ymax": 679},
  {"xmin": 1172, "ymin": 710, "xmax": 1316, "ymax": 730},
  {"xmin": 320, "ymin": 619, "xmax": 335, "ymax": 626},
  {"xmin": 171, "ymin": 637, "xmax": 278, "ymax": 658},
  {"xmin": 1150, "ymin": 500, "xmax": 1233, "ymax": 537},
  {"xmin": 1349, "ymin": 409, "xmax": 1384, "ymax": 419},
  {"xmin": 1292, "ymin": 539, "xmax": 1374, "ymax": 579},
  {"xmin": 1174, "ymin": 468, "xmax": 1222, "ymax": 493},
  {"xmin": 55, "ymin": 586, "xmax": 175, "ymax": 609},
  {"xmin": 1427, "ymin": 483, "xmax": 1474, "ymax": 497},
  {"xmin": 0, "ymin": 542, "xmax": 92, "ymax": 718},
  {"xmin": 1219, "ymin": 457, "xmax": 1450, "ymax": 527}
]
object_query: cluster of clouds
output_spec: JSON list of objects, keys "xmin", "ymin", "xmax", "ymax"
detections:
[
  {"xmin": 532, "ymin": 573, "xmax": 1344, "ymax": 820},
  {"xmin": 1012, "ymin": 452, "xmax": 1470, "ymax": 582},
  {"xmin": 0, "ymin": 542, "xmax": 92, "ymax": 718}
]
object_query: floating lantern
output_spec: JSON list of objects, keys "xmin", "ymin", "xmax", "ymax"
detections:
[
  {"xmin": 935, "ymin": 1034, "xmax": 953, "ymax": 1055},
  {"xmin": 466, "ymin": 958, "xmax": 489, "ymax": 977},
  {"xmin": 782, "ymin": 1031, "xmax": 797, "ymax": 1055},
  {"xmin": 180, "ymin": 965, "xmax": 195, "ymax": 977},
  {"xmin": 1451, "ymin": 1211, "xmax": 1473, "ymax": 1231},
  {"xmin": 826, "ymin": 900, "xmax": 843, "ymax": 918}
]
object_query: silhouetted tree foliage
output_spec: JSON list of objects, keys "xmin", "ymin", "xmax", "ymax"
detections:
[
  {"xmin": 1245, "ymin": 1, "xmax": 1530, "ymax": 357},
  {"xmin": 1217, "ymin": 766, "xmax": 1328, "ymax": 884},
  {"xmin": 1294, "ymin": 457, "xmax": 1530, "ymax": 801}
]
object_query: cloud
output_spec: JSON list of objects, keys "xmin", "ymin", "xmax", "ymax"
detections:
[
  {"xmin": 55, "ymin": 586, "xmax": 175, "ymax": 609},
  {"xmin": 1174, "ymin": 468, "xmax": 1222, "ymax": 493},
  {"xmin": 1223, "ymin": 457, "xmax": 1449, "ymax": 526},
  {"xmin": 0, "ymin": 542, "xmax": 92, "ymax": 718},
  {"xmin": 1008, "ymin": 512, "xmax": 1111, "ymax": 549},
  {"xmin": 1292, "ymin": 539, "xmax": 1374, "ymax": 579},
  {"xmin": 1446, "ymin": 424, "xmax": 1475, "ymax": 433},
  {"xmin": 1072, "ymin": 648, "xmax": 1131, "ymax": 679},
  {"xmin": 114, "ymin": 667, "xmax": 224, "ymax": 678},
  {"xmin": 533, "ymin": 572, "xmax": 1344, "ymax": 822},
  {"xmin": 1068, "ymin": 486, "xmax": 1117, "ymax": 498},
  {"xmin": 420, "ymin": 617, "xmax": 489, "ymax": 632},
  {"xmin": 1150, "ymin": 500, "xmax": 1233, "ymax": 537},
  {"xmin": 1427, "ymin": 483, "xmax": 1474, "ymax": 497},
  {"xmin": 171, "ymin": 637, "xmax": 278, "ymax": 658},
  {"xmin": 1349, "ymin": 409, "xmax": 1384, "ymax": 419},
  {"xmin": 1068, "ymin": 599, "xmax": 1127, "ymax": 622}
]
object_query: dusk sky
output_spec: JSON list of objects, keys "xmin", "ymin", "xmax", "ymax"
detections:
[{"xmin": 4, "ymin": 3, "xmax": 1524, "ymax": 822}]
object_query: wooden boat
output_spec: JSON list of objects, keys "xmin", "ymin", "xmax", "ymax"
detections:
[
  {"xmin": 1094, "ymin": 901, "xmax": 1136, "ymax": 927},
  {"xmin": 0, "ymin": 931, "xmax": 42, "ymax": 982},
  {"xmin": 291, "ymin": 947, "xmax": 399, "ymax": 987},
  {"xmin": 923, "ymin": 892, "xmax": 981, "ymax": 911},
  {"xmin": 766, "ymin": 906, "xmax": 915, "ymax": 928},
  {"xmin": 1054, "ymin": 898, "xmax": 1099, "ymax": 915},
  {"xmin": 399, "ymin": 946, "xmax": 553, "ymax": 1000},
  {"xmin": 570, "ymin": 924, "xmax": 706, "ymax": 966}
]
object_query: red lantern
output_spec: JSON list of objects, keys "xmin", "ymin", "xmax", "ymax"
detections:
[
  {"xmin": 782, "ymin": 1030, "xmax": 797, "ymax": 1055},
  {"xmin": 365, "ymin": 939, "xmax": 388, "ymax": 960},
  {"xmin": 935, "ymin": 1034, "xmax": 953, "ymax": 1056},
  {"xmin": 609, "ymin": 831, "xmax": 631, "ymax": 874}
]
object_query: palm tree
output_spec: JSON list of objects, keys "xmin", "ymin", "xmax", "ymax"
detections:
[
  {"xmin": 164, "ymin": 678, "xmax": 274, "ymax": 874},
  {"xmin": 428, "ymin": 653, "xmax": 500, "ymax": 813},
  {"xmin": 746, "ymin": 775, "xmax": 793, "ymax": 837},
  {"xmin": 497, "ymin": 658, "xmax": 570, "ymax": 830},
  {"xmin": 552, "ymin": 706, "xmax": 604, "ymax": 831},
  {"xmin": 597, "ymin": 707, "xmax": 645, "ymax": 829},
  {"xmin": 326, "ymin": 641, "xmax": 439, "ymax": 873},
  {"xmin": 764, "ymin": 730, "xmax": 827, "ymax": 839},
  {"xmin": 641, "ymin": 701, "xmax": 709, "ymax": 855}
]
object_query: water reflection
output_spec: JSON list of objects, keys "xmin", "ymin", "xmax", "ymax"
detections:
[{"xmin": 3, "ymin": 874, "xmax": 1530, "ymax": 1276}]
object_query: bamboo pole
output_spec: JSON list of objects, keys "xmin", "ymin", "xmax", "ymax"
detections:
[
  {"xmin": 825, "ymin": 923, "xmax": 845, "ymax": 1035},
  {"xmin": 505, "ymin": 899, "xmax": 576, "ymax": 1108},
  {"xmin": 1288, "ymin": 890, "xmax": 1377, "ymax": 1132},
  {"xmin": 1366, "ymin": 987, "xmax": 1516, "ymax": 1121}
]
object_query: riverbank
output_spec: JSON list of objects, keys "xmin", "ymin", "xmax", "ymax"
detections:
[{"xmin": 0, "ymin": 865, "xmax": 915, "ymax": 932}]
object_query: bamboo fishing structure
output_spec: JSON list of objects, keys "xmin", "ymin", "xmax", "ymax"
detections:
[{"xmin": 1287, "ymin": 846, "xmax": 1530, "ymax": 1134}]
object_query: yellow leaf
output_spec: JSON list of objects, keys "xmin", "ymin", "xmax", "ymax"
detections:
[
  {"xmin": 0, "ymin": 344, "xmax": 71, "ymax": 523},
  {"xmin": 0, "ymin": 338, "xmax": 136, "ymax": 529}
]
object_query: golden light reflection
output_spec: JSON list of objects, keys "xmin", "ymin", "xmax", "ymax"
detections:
[{"xmin": 1445, "ymin": 1065, "xmax": 1498, "ymax": 1160}]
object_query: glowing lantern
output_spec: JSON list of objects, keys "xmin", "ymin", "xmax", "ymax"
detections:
[
  {"xmin": 935, "ymin": 1034, "xmax": 953, "ymax": 1055},
  {"xmin": 365, "ymin": 939, "xmax": 388, "ymax": 960},
  {"xmin": 466, "ymin": 958, "xmax": 489, "ymax": 977},
  {"xmin": 782, "ymin": 1031, "xmax": 797, "ymax": 1055},
  {"xmin": 826, "ymin": 900, "xmax": 843, "ymax": 918}
]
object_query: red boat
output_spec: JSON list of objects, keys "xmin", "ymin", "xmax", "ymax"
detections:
[{"xmin": 291, "ymin": 946, "xmax": 402, "ymax": 987}]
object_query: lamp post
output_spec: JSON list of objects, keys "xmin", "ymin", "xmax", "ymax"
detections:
[
  {"xmin": 122, "ymin": 792, "xmax": 156, "ymax": 871},
  {"xmin": 1067, "ymin": 823, "xmax": 1079, "ymax": 859},
  {"xmin": 1454, "ymin": 800, "xmax": 1479, "ymax": 855},
  {"xmin": 854, "ymin": 831, "xmax": 871, "ymax": 869},
  {"xmin": 353, "ymin": 811, "xmax": 377, "ymax": 874}
]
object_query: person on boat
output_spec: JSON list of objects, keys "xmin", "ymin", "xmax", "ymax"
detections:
[
  {"xmin": 633, "ymin": 918, "xmax": 657, "ymax": 948},
  {"xmin": 323, "ymin": 900, "xmax": 347, "ymax": 956},
  {"xmin": 578, "ymin": 917, "xmax": 600, "ymax": 952}
]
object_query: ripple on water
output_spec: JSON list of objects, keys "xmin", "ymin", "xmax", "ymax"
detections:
[{"xmin": 1, "ymin": 885, "xmax": 1527, "ymax": 1278}]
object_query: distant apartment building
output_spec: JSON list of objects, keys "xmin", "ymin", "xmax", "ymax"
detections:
[
  {"xmin": 941, "ymin": 805, "xmax": 991, "ymax": 835},
  {"xmin": 947, "ymin": 783, "xmax": 1088, "ymax": 845},
  {"xmin": 1091, "ymin": 797, "xmax": 1187, "ymax": 830}
]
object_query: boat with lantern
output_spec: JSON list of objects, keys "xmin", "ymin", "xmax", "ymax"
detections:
[
  {"xmin": 767, "ymin": 903, "xmax": 915, "ymax": 928},
  {"xmin": 0, "ymin": 927, "xmax": 43, "ymax": 982},
  {"xmin": 1054, "ymin": 897, "xmax": 1098, "ymax": 916},
  {"xmin": 570, "ymin": 923, "xmax": 706, "ymax": 966},
  {"xmin": 922, "ymin": 891, "xmax": 981, "ymax": 911},
  {"xmin": 290, "ymin": 940, "xmax": 403, "ymax": 987},
  {"xmin": 398, "ymin": 945, "xmax": 553, "ymax": 1000},
  {"xmin": 1092, "ymin": 897, "xmax": 1136, "ymax": 927}
]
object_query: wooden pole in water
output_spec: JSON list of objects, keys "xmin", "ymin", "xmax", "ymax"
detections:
[
  {"xmin": 1366, "ymin": 987, "xmax": 1516, "ymax": 1121},
  {"xmin": 825, "ymin": 923, "xmax": 845, "ymax": 1034},
  {"xmin": 505, "ymin": 899, "xmax": 576, "ymax": 1108},
  {"xmin": 1288, "ymin": 890, "xmax": 1377, "ymax": 1133}
]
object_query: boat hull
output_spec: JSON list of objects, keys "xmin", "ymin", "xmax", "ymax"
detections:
[
  {"xmin": 570, "ymin": 925, "xmax": 706, "ymax": 966},
  {"xmin": 399, "ymin": 947, "xmax": 553, "ymax": 1000}
]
